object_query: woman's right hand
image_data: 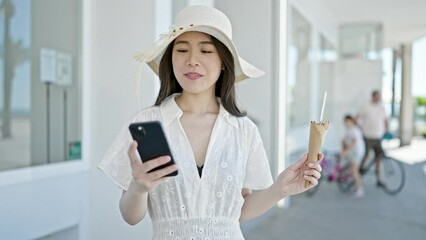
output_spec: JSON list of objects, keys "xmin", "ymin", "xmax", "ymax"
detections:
[{"xmin": 127, "ymin": 141, "xmax": 178, "ymax": 193}]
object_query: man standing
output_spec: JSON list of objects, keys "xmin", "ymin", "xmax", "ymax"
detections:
[{"xmin": 357, "ymin": 90, "xmax": 389, "ymax": 187}]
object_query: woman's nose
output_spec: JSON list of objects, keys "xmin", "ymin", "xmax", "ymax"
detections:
[{"xmin": 186, "ymin": 51, "xmax": 199, "ymax": 66}]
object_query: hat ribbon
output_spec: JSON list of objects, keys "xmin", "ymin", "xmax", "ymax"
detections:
[{"xmin": 133, "ymin": 25, "xmax": 178, "ymax": 63}]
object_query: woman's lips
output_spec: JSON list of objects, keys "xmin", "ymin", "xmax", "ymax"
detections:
[{"xmin": 184, "ymin": 72, "xmax": 203, "ymax": 80}]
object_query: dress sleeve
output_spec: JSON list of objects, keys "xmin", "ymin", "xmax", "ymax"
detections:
[
  {"xmin": 243, "ymin": 121, "xmax": 274, "ymax": 190},
  {"xmin": 97, "ymin": 111, "xmax": 152, "ymax": 190},
  {"xmin": 97, "ymin": 122, "xmax": 134, "ymax": 191}
]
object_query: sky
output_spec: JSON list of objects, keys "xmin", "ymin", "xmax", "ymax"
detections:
[{"xmin": 412, "ymin": 36, "xmax": 426, "ymax": 97}]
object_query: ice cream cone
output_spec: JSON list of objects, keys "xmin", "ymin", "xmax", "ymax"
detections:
[{"xmin": 305, "ymin": 121, "xmax": 329, "ymax": 188}]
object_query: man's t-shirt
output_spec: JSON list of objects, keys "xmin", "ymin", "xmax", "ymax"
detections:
[{"xmin": 358, "ymin": 102, "xmax": 387, "ymax": 139}]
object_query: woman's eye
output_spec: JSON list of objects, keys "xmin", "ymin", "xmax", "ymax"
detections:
[
  {"xmin": 176, "ymin": 49, "xmax": 188, "ymax": 53},
  {"xmin": 201, "ymin": 50, "xmax": 213, "ymax": 54}
]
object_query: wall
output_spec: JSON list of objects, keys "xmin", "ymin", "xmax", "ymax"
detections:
[
  {"xmin": 87, "ymin": 0, "xmax": 158, "ymax": 239},
  {"xmin": 31, "ymin": 0, "xmax": 82, "ymax": 165},
  {"xmin": 215, "ymin": 0, "xmax": 275, "ymax": 170},
  {"xmin": 318, "ymin": 61, "xmax": 336, "ymax": 151},
  {"xmin": 329, "ymin": 59, "xmax": 382, "ymax": 151},
  {"xmin": 0, "ymin": 162, "xmax": 89, "ymax": 239}
]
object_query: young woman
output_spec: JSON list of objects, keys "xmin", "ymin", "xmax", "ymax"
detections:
[{"xmin": 99, "ymin": 5, "xmax": 322, "ymax": 239}]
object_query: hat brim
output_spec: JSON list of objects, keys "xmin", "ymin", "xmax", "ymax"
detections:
[{"xmin": 134, "ymin": 26, "xmax": 264, "ymax": 82}]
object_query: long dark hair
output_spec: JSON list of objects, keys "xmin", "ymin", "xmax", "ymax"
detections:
[{"xmin": 155, "ymin": 35, "xmax": 246, "ymax": 117}]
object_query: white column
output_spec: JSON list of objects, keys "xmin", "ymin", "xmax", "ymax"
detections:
[
  {"xmin": 399, "ymin": 44, "xmax": 414, "ymax": 146},
  {"xmin": 390, "ymin": 48, "xmax": 398, "ymax": 117},
  {"xmin": 275, "ymin": 0, "xmax": 288, "ymax": 208},
  {"xmin": 310, "ymin": 29, "xmax": 320, "ymax": 120}
]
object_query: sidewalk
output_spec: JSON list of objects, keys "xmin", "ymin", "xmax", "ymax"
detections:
[{"xmin": 243, "ymin": 138, "xmax": 426, "ymax": 240}]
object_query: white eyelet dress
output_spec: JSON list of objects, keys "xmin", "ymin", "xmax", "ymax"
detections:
[{"xmin": 98, "ymin": 94, "xmax": 273, "ymax": 240}]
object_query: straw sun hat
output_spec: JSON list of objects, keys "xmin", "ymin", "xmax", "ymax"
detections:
[{"xmin": 134, "ymin": 5, "xmax": 264, "ymax": 82}]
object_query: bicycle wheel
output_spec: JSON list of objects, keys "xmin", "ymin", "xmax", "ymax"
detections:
[
  {"xmin": 360, "ymin": 157, "xmax": 375, "ymax": 176},
  {"xmin": 380, "ymin": 156, "xmax": 405, "ymax": 195},
  {"xmin": 336, "ymin": 163, "xmax": 354, "ymax": 193}
]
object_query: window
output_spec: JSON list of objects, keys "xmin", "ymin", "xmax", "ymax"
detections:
[
  {"xmin": 0, "ymin": 0, "xmax": 82, "ymax": 171},
  {"xmin": 287, "ymin": 7, "xmax": 312, "ymax": 128}
]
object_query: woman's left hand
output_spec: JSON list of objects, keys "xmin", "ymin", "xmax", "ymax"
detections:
[{"xmin": 273, "ymin": 153, "xmax": 323, "ymax": 198}]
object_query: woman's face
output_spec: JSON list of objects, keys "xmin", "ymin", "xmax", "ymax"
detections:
[{"xmin": 172, "ymin": 31, "xmax": 223, "ymax": 95}]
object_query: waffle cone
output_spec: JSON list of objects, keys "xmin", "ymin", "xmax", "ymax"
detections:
[{"xmin": 305, "ymin": 121, "xmax": 329, "ymax": 188}]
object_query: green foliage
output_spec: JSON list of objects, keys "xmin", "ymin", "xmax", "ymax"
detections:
[
  {"xmin": 416, "ymin": 97, "xmax": 426, "ymax": 106},
  {"xmin": 421, "ymin": 129, "xmax": 426, "ymax": 137}
]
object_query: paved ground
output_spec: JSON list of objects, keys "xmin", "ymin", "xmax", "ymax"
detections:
[{"xmin": 242, "ymin": 138, "xmax": 426, "ymax": 240}]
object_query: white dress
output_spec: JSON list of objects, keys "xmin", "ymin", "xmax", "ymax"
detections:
[
  {"xmin": 342, "ymin": 126, "xmax": 366, "ymax": 164},
  {"xmin": 98, "ymin": 94, "xmax": 273, "ymax": 240}
]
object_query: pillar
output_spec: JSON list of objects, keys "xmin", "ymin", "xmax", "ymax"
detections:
[{"xmin": 399, "ymin": 44, "xmax": 414, "ymax": 146}]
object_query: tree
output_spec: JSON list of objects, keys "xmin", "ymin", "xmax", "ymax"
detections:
[{"xmin": 1, "ymin": 0, "xmax": 29, "ymax": 138}]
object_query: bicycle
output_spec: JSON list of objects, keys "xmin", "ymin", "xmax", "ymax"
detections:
[
  {"xmin": 337, "ymin": 150, "xmax": 405, "ymax": 195},
  {"xmin": 306, "ymin": 144, "xmax": 405, "ymax": 196},
  {"xmin": 305, "ymin": 152, "xmax": 344, "ymax": 197}
]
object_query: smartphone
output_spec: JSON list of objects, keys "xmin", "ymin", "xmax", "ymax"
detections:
[{"xmin": 129, "ymin": 121, "xmax": 178, "ymax": 176}]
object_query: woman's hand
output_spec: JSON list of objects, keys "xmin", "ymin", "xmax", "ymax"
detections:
[
  {"xmin": 127, "ymin": 141, "xmax": 178, "ymax": 193},
  {"xmin": 272, "ymin": 153, "xmax": 323, "ymax": 198}
]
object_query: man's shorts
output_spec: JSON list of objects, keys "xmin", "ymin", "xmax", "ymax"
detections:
[{"xmin": 363, "ymin": 137, "xmax": 384, "ymax": 157}]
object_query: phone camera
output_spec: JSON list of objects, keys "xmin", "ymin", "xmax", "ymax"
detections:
[{"xmin": 137, "ymin": 126, "xmax": 146, "ymax": 137}]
